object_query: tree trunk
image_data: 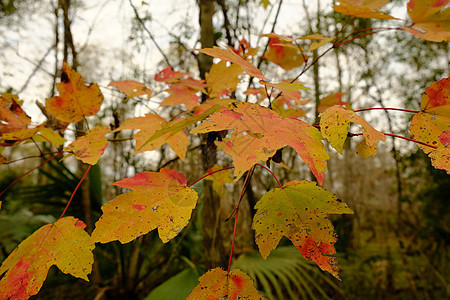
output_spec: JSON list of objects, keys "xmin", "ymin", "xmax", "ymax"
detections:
[{"xmin": 197, "ymin": 0, "xmax": 227, "ymax": 269}]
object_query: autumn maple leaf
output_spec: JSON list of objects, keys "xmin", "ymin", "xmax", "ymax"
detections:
[
  {"xmin": 187, "ymin": 268, "xmax": 266, "ymax": 300},
  {"xmin": 191, "ymin": 102, "xmax": 329, "ymax": 184},
  {"xmin": 252, "ymin": 180, "xmax": 353, "ymax": 279},
  {"xmin": 91, "ymin": 169, "xmax": 198, "ymax": 244},
  {"xmin": 46, "ymin": 62, "xmax": 103, "ymax": 123},
  {"xmin": 410, "ymin": 77, "xmax": 450, "ymax": 173},
  {"xmin": 0, "ymin": 217, "xmax": 94, "ymax": 300}
]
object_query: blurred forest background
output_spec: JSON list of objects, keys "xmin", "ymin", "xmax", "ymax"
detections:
[{"xmin": 0, "ymin": 0, "xmax": 449, "ymax": 299}]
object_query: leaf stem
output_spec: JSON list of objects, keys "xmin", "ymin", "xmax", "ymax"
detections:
[
  {"xmin": 227, "ymin": 167, "xmax": 254, "ymax": 273},
  {"xmin": 348, "ymin": 132, "xmax": 438, "ymax": 149},
  {"xmin": 353, "ymin": 107, "xmax": 420, "ymax": 114},
  {"xmin": 227, "ymin": 208, "xmax": 240, "ymax": 274},
  {"xmin": 226, "ymin": 166, "xmax": 255, "ymax": 221},
  {"xmin": 188, "ymin": 166, "xmax": 235, "ymax": 187},
  {"xmin": 256, "ymin": 163, "xmax": 282, "ymax": 188},
  {"xmin": 3, "ymin": 152, "xmax": 62, "ymax": 165},
  {"xmin": 59, "ymin": 164, "xmax": 92, "ymax": 219},
  {"xmin": 0, "ymin": 151, "xmax": 63, "ymax": 199}
]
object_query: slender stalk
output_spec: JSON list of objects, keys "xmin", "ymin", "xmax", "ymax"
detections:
[
  {"xmin": 256, "ymin": 163, "xmax": 282, "ymax": 188},
  {"xmin": 227, "ymin": 208, "xmax": 240, "ymax": 273},
  {"xmin": 0, "ymin": 151, "xmax": 62, "ymax": 199},
  {"xmin": 188, "ymin": 166, "xmax": 235, "ymax": 187},
  {"xmin": 348, "ymin": 132, "xmax": 438, "ymax": 149},
  {"xmin": 4, "ymin": 152, "xmax": 61, "ymax": 165},
  {"xmin": 59, "ymin": 164, "xmax": 92, "ymax": 219},
  {"xmin": 354, "ymin": 107, "xmax": 420, "ymax": 113},
  {"xmin": 227, "ymin": 168, "xmax": 254, "ymax": 273}
]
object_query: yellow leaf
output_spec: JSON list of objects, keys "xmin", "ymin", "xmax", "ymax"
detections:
[
  {"xmin": 252, "ymin": 180, "xmax": 353, "ymax": 279},
  {"xmin": 320, "ymin": 105, "xmax": 385, "ymax": 155},
  {"xmin": 32, "ymin": 127, "xmax": 66, "ymax": 147},
  {"xmin": 114, "ymin": 114, "xmax": 188, "ymax": 161},
  {"xmin": 0, "ymin": 217, "xmax": 94, "ymax": 299},
  {"xmin": 206, "ymin": 61, "xmax": 243, "ymax": 98},
  {"xmin": 91, "ymin": 169, "xmax": 198, "ymax": 244},
  {"xmin": 63, "ymin": 126, "xmax": 110, "ymax": 165},
  {"xmin": 259, "ymin": 0, "xmax": 271, "ymax": 9},
  {"xmin": 309, "ymin": 37, "xmax": 335, "ymax": 51},
  {"xmin": 0, "ymin": 126, "xmax": 41, "ymax": 147},
  {"xmin": 410, "ymin": 77, "xmax": 450, "ymax": 154}
]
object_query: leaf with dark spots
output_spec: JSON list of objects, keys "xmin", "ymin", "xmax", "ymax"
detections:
[
  {"xmin": 252, "ymin": 180, "xmax": 353, "ymax": 279},
  {"xmin": 410, "ymin": 77, "xmax": 450, "ymax": 174},
  {"xmin": 91, "ymin": 169, "xmax": 198, "ymax": 244},
  {"xmin": 0, "ymin": 217, "xmax": 94, "ymax": 299}
]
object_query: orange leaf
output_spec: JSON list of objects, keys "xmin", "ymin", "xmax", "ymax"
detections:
[
  {"xmin": 0, "ymin": 93, "xmax": 30, "ymax": 135},
  {"xmin": 46, "ymin": 62, "xmax": 103, "ymax": 122},
  {"xmin": 0, "ymin": 217, "xmax": 94, "ymax": 300},
  {"xmin": 260, "ymin": 32, "xmax": 295, "ymax": 42},
  {"xmin": 63, "ymin": 126, "xmax": 110, "ymax": 165},
  {"xmin": 91, "ymin": 169, "xmax": 198, "ymax": 244},
  {"xmin": 108, "ymin": 80, "xmax": 152, "ymax": 100},
  {"xmin": 317, "ymin": 92, "xmax": 350, "ymax": 113},
  {"xmin": 252, "ymin": 180, "xmax": 353, "ymax": 279},
  {"xmin": 264, "ymin": 38, "xmax": 308, "ymax": 71},
  {"xmin": 114, "ymin": 114, "xmax": 188, "ymax": 161},
  {"xmin": 403, "ymin": 0, "xmax": 450, "ymax": 42},
  {"xmin": 187, "ymin": 268, "xmax": 265, "ymax": 300},
  {"xmin": 339, "ymin": 0, "xmax": 388, "ymax": 9},
  {"xmin": 260, "ymin": 80, "xmax": 307, "ymax": 101},
  {"xmin": 161, "ymin": 77, "xmax": 207, "ymax": 110},
  {"xmin": 206, "ymin": 61, "xmax": 243, "ymax": 98},
  {"xmin": 429, "ymin": 145, "xmax": 450, "ymax": 173},
  {"xmin": 138, "ymin": 104, "xmax": 222, "ymax": 151},
  {"xmin": 334, "ymin": 0, "xmax": 397, "ymax": 19},
  {"xmin": 195, "ymin": 46, "xmax": 267, "ymax": 80},
  {"xmin": 320, "ymin": 105, "xmax": 385, "ymax": 156},
  {"xmin": 191, "ymin": 102, "xmax": 329, "ymax": 184}
]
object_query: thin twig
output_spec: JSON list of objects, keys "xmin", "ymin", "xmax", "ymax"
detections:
[
  {"xmin": 348, "ymin": 132, "xmax": 438, "ymax": 149},
  {"xmin": 59, "ymin": 164, "xmax": 92, "ymax": 219},
  {"xmin": 129, "ymin": 0, "xmax": 172, "ymax": 67},
  {"xmin": 0, "ymin": 151, "xmax": 63, "ymax": 199}
]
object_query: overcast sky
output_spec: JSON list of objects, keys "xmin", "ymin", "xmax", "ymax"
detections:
[{"xmin": 0, "ymin": 0, "xmax": 411, "ymax": 125}]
